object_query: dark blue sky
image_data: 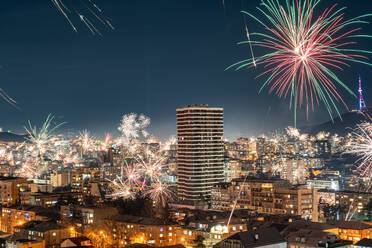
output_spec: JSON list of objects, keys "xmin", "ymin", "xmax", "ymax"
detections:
[{"xmin": 0, "ymin": 0, "xmax": 371, "ymax": 139}]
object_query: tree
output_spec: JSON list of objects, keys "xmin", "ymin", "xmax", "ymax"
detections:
[{"xmin": 193, "ymin": 235, "xmax": 206, "ymax": 248}]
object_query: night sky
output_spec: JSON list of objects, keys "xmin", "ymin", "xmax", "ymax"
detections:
[{"xmin": 0, "ymin": 0, "xmax": 371, "ymax": 140}]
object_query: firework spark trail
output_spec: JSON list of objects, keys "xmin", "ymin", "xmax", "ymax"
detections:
[
  {"xmin": 78, "ymin": 13, "xmax": 102, "ymax": 36},
  {"xmin": 227, "ymin": 173, "xmax": 249, "ymax": 227},
  {"xmin": 344, "ymin": 123, "xmax": 372, "ymax": 190},
  {"xmin": 228, "ymin": 0, "xmax": 372, "ymax": 125},
  {"xmin": 243, "ymin": 14, "xmax": 256, "ymax": 67},
  {"xmin": 0, "ymin": 88, "xmax": 19, "ymax": 109},
  {"xmin": 52, "ymin": 0, "xmax": 114, "ymax": 34},
  {"xmin": 52, "ymin": 0, "xmax": 77, "ymax": 32}
]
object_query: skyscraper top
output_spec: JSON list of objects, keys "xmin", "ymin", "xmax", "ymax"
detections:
[
  {"xmin": 178, "ymin": 104, "xmax": 223, "ymax": 111},
  {"xmin": 185, "ymin": 104, "xmax": 209, "ymax": 108}
]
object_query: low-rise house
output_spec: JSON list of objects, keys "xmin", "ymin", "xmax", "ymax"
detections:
[
  {"xmin": 60, "ymin": 237, "xmax": 92, "ymax": 247},
  {"xmin": 14, "ymin": 221, "xmax": 70, "ymax": 247},
  {"xmin": 287, "ymin": 229, "xmax": 352, "ymax": 248},
  {"xmin": 325, "ymin": 221, "xmax": 372, "ymax": 243}
]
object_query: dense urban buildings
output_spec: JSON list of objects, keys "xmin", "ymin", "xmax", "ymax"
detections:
[
  {"xmin": 176, "ymin": 104, "xmax": 224, "ymax": 202},
  {"xmin": 0, "ymin": 106, "xmax": 372, "ymax": 248}
]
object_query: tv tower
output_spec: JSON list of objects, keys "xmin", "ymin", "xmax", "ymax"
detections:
[{"xmin": 358, "ymin": 75, "xmax": 367, "ymax": 112}]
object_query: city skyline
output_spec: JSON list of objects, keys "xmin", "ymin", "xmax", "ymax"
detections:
[
  {"xmin": 1, "ymin": 0, "xmax": 372, "ymax": 140},
  {"xmin": 1, "ymin": 1, "xmax": 372, "ymax": 247}
]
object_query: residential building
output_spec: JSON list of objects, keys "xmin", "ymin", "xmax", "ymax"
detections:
[
  {"xmin": 0, "ymin": 206, "xmax": 52, "ymax": 234},
  {"xmin": 14, "ymin": 221, "xmax": 70, "ymax": 247},
  {"xmin": 177, "ymin": 104, "xmax": 224, "ymax": 201},
  {"xmin": 211, "ymin": 178, "xmax": 318, "ymax": 220},
  {"xmin": 0, "ymin": 177, "xmax": 28, "ymax": 206},
  {"xmin": 103, "ymin": 215, "xmax": 180, "ymax": 247}
]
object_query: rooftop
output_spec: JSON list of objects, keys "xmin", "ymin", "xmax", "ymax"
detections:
[
  {"xmin": 113, "ymin": 215, "xmax": 177, "ymax": 226},
  {"xmin": 215, "ymin": 227, "xmax": 285, "ymax": 248},
  {"xmin": 355, "ymin": 238, "xmax": 372, "ymax": 247},
  {"xmin": 330, "ymin": 221, "xmax": 372, "ymax": 230},
  {"xmin": 20, "ymin": 221, "xmax": 66, "ymax": 232}
]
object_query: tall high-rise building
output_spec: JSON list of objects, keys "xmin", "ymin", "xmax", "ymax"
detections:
[{"xmin": 176, "ymin": 104, "xmax": 224, "ymax": 201}]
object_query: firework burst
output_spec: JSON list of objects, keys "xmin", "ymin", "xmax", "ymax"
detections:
[
  {"xmin": 228, "ymin": 0, "xmax": 372, "ymax": 124},
  {"xmin": 136, "ymin": 149, "xmax": 167, "ymax": 184},
  {"xmin": 143, "ymin": 181, "xmax": 174, "ymax": 206},
  {"xmin": 344, "ymin": 123, "xmax": 372, "ymax": 190},
  {"xmin": 286, "ymin": 126, "xmax": 300, "ymax": 139},
  {"xmin": 100, "ymin": 133, "xmax": 112, "ymax": 151},
  {"xmin": 25, "ymin": 114, "xmax": 65, "ymax": 158},
  {"xmin": 79, "ymin": 129, "xmax": 96, "ymax": 155},
  {"xmin": 108, "ymin": 177, "xmax": 135, "ymax": 200},
  {"xmin": 117, "ymin": 113, "xmax": 150, "ymax": 155},
  {"xmin": 22, "ymin": 114, "xmax": 64, "ymax": 178}
]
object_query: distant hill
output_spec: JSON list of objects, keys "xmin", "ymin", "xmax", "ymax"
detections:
[
  {"xmin": 0, "ymin": 132, "xmax": 27, "ymax": 143},
  {"xmin": 301, "ymin": 109, "xmax": 372, "ymax": 136}
]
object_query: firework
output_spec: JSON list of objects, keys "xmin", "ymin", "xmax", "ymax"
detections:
[
  {"xmin": 136, "ymin": 149, "xmax": 167, "ymax": 184},
  {"xmin": 100, "ymin": 133, "xmax": 112, "ymax": 151},
  {"xmin": 118, "ymin": 113, "xmax": 150, "ymax": 141},
  {"xmin": 24, "ymin": 114, "xmax": 65, "ymax": 158},
  {"xmin": 52, "ymin": 0, "xmax": 114, "ymax": 34},
  {"xmin": 21, "ymin": 115, "xmax": 65, "ymax": 178},
  {"xmin": 344, "ymin": 122, "xmax": 372, "ymax": 190},
  {"xmin": 79, "ymin": 129, "xmax": 96, "ymax": 155},
  {"xmin": 286, "ymin": 126, "xmax": 300, "ymax": 139},
  {"xmin": 228, "ymin": 0, "xmax": 372, "ymax": 124},
  {"xmin": 108, "ymin": 177, "xmax": 135, "ymax": 200},
  {"xmin": 117, "ymin": 113, "xmax": 150, "ymax": 155},
  {"xmin": 299, "ymin": 133, "xmax": 309, "ymax": 141},
  {"xmin": 160, "ymin": 136, "xmax": 177, "ymax": 152},
  {"xmin": 143, "ymin": 181, "xmax": 174, "ymax": 206},
  {"xmin": 0, "ymin": 88, "xmax": 18, "ymax": 109},
  {"xmin": 316, "ymin": 131, "xmax": 330, "ymax": 140}
]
